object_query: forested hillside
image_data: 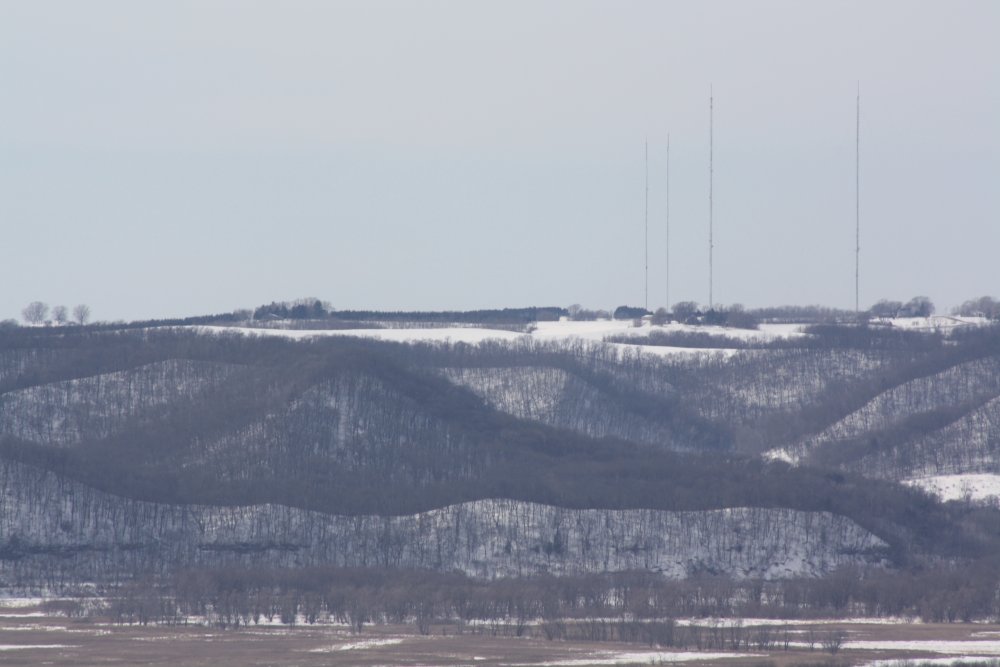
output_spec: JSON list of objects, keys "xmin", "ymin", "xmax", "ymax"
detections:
[{"xmin": 2, "ymin": 321, "xmax": 1000, "ymax": 609}]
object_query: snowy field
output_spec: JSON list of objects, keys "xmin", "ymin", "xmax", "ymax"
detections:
[
  {"xmin": 190, "ymin": 315, "xmax": 989, "ymax": 345},
  {"xmin": 186, "ymin": 315, "xmax": 994, "ymax": 358},
  {"xmin": 4, "ymin": 599, "xmax": 1000, "ymax": 666},
  {"xmin": 190, "ymin": 319, "xmax": 805, "ymax": 357},
  {"xmin": 308, "ymin": 637, "xmax": 406, "ymax": 652},
  {"xmin": 881, "ymin": 316, "xmax": 989, "ymax": 331},
  {"xmin": 676, "ymin": 617, "xmax": 918, "ymax": 627},
  {"xmin": 903, "ymin": 474, "xmax": 1000, "ymax": 503},
  {"xmin": 505, "ymin": 652, "xmax": 758, "ymax": 666},
  {"xmin": 861, "ymin": 660, "xmax": 1000, "ymax": 667},
  {"xmin": 846, "ymin": 640, "xmax": 1000, "ymax": 655}
]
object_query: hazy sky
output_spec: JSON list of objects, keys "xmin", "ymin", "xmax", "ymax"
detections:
[{"xmin": 2, "ymin": 1, "xmax": 997, "ymax": 321}]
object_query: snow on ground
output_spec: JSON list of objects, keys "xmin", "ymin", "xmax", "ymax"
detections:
[
  {"xmin": 0, "ymin": 597, "xmax": 51, "ymax": 608},
  {"xmin": 0, "ymin": 624, "xmax": 68, "ymax": 632},
  {"xmin": 846, "ymin": 640, "xmax": 1000, "ymax": 655},
  {"xmin": 190, "ymin": 320, "xmax": 804, "ymax": 356},
  {"xmin": 605, "ymin": 341, "xmax": 740, "ymax": 359},
  {"xmin": 677, "ymin": 617, "xmax": 917, "ymax": 627},
  {"xmin": 0, "ymin": 644, "xmax": 77, "ymax": 651},
  {"xmin": 194, "ymin": 324, "xmax": 526, "ymax": 345},
  {"xmin": 902, "ymin": 474, "xmax": 1000, "ymax": 503},
  {"xmin": 0, "ymin": 612, "xmax": 46, "ymax": 618},
  {"xmin": 762, "ymin": 448, "xmax": 800, "ymax": 465},
  {"xmin": 883, "ymin": 316, "xmax": 989, "ymax": 331},
  {"xmin": 468, "ymin": 616, "xmax": 914, "ymax": 630},
  {"xmin": 505, "ymin": 652, "xmax": 757, "ymax": 666},
  {"xmin": 860, "ymin": 659, "xmax": 1000, "ymax": 667},
  {"xmin": 308, "ymin": 637, "xmax": 405, "ymax": 652},
  {"xmin": 529, "ymin": 320, "xmax": 803, "ymax": 343},
  {"xmin": 530, "ymin": 319, "xmax": 639, "ymax": 342}
]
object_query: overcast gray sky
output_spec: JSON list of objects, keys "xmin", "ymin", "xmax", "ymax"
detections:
[{"xmin": 1, "ymin": 1, "xmax": 997, "ymax": 321}]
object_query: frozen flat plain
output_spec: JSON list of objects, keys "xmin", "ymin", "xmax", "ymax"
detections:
[{"xmin": 3, "ymin": 600, "xmax": 1000, "ymax": 667}]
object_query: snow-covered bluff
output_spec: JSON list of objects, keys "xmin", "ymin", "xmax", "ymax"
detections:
[
  {"xmin": 442, "ymin": 366, "xmax": 685, "ymax": 450},
  {"xmin": 0, "ymin": 461, "xmax": 886, "ymax": 583},
  {"xmin": 0, "ymin": 359, "xmax": 241, "ymax": 446},
  {"xmin": 768, "ymin": 356, "xmax": 1000, "ymax": 469}
]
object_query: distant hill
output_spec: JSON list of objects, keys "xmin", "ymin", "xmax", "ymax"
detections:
[{"xmin": 1, "ymin": 317, "xmax": 1000, "ymax": 615}]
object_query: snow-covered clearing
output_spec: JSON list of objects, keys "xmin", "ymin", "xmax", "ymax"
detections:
[
  {"xmin": 0, "ymin": 612, "xmax": 46, "ymax": 618},
  {"xmin": 846, "ymin": 640, "xmax": 1000, "ymax": 655},
  {"xmin": 308, "ymin": 637, "xmax": 405, "ymax": 652},
  {"xmin": 0, "ymin": 624, "xmax": 67, "ymax": 632},
  {"xmin": 0, "ymin": 597, "xmax": 54, "ymax": 608},
  {"xmin": 605, "ymin": 342, "xmax": 738, "ymax": 359},
  {"xmin": 861, "ymin": 659, "xmax": 1000, "ymax": 667},
  {"xmin": 903, "ymin": 474, "xmax": 1000, "ymax": 503},
  {"xmin": 0, "ymin": 644, "xmax": 77, "ymax": 650},
  {"xmin": 763, "ymin": 448, "xmax": 799, "ymax": 464},
  {"xmin": 530, "ymin": 320, "xmax": 803, "ymax": 343},
  {"xmin": 882, "ymin": 316, "xmax": 989, "ymax": 331},
  {"xmin": 677, "ymin": 617, "xmax": 917, "ymax": 627},
  {"xmin": 505, "ymin": 651, "xmax": 757, "ymax": 666},
  {"xmin": 194, "ymin": 324, "xmax": 526, "ymax": 345},
  {"xmin": 190, "ymin": 320, "xmax": 803, "ymax": 357}
]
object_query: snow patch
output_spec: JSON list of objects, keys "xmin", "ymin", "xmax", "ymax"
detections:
[
  {"xmin": 195, "ymin": 324, "xmax": 523, "ymax": 344},
  {"xmin": 677, "ymin": 616, "xmax": 917, "ymax": 627},
  {"xmin": 308, "ymin": 637, "xmax": 405, "ymax": 652},
  {"xmin": 0, "ymin": 612, "xmax": 47, "ymax": 618},
  {"xmin": 846, "ymin": 640, "xmax": 1000, "ymax": 655},
  {"xmin": 505, "ymin": 651, "xmax": 756, "ymax": 666},
  {"xmin": 762, "ymin": 448, "xmax": 798, "ymax": 465},
  {"xmin": 0, "ymin": 598, "xmax": 49, "ymax": 608},
  {"xmin": 883, "ymin": 316, "xmax": 989, "ymax": 331},
  {"xmin": 189, "ymin": 320, "xmax": 803, "ymax": 356},
  {"xmin": 530, "ymin": 320, "xmax": 803, "ymax": 343},
  {"xmin": 861, "ymin": 659, "xmax": 1000, "ymax": 667},
  {"xmin": 903, "ymin": 474, "xmax": 1000, "ymax": 503}
]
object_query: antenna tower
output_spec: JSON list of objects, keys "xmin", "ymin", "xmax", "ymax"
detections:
[
  {"xmin": 855, "ymin": 83, "xmax": 861, "ymax": 314},
  {"xmin": 709, "ymin": 86, "xmax": 714, "ymax": 309},
  {"xmin": 644, "ymin": 139, "xmax": 649, "ymax": 311},
  {"xmin": 665, "ymin": 132, "xmax": 670, "ymax": 309}
]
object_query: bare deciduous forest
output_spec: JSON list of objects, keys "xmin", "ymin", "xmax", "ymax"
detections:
[{"xmin": 2, "ymin": 316, "xmax": 1000, "ymax": 627}]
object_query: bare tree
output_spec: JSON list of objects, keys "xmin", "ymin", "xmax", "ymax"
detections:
[
  {"xmin": 903, "ymin": 296, "xmax": 935, "ymax": 317},
  {"xmin": 953, "ymin": 296, "xmax": 999, "ymax": 318},
  {"xmin": 822, "ymin": 630, "xmax": 846, "ymax": 654},
  {"xmin": 22, "ymin": 301, "xmax": 49, "ymax": 325},
  {"xmin": 52, "ymin": 305, "xmax": 69, "ymax": 325},
  {"xmin": 73, "ymin": 304, "xmax": 91, "ymax": 325},
  {"xmin": 651, "ymin": 307, "xmax": 670, "ymax": 326},
  {"xmin": 671, "ymin": 301, "xmax": 701, "ymax": 323},
  {"xmin": 869, "ymin": 299, "xmax": 902, "ymax": 318}
]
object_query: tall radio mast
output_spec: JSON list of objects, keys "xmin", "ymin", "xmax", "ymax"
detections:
[
  {"xmin": 645, "ymin": 139, "xmax": 649, "ymax": 311},
  {"xmin": 855, "ymin": 83, "xmax": 861, "ymax": 314},
  {"xmin": 665, "ymin": 132, "xmax": 670, "ymax": 309},
  {"xmin": 709, "ymin": 86, "xmax": 714, "ymax": 309}
]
